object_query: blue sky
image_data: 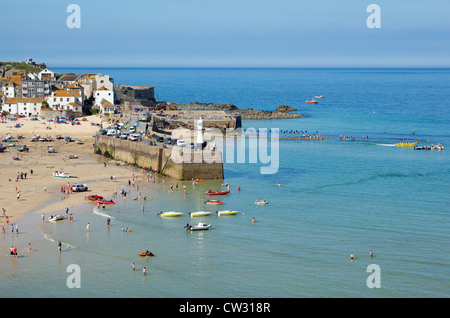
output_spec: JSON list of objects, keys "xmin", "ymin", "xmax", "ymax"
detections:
[{"xmin": 1, "ymin": 0, "xmax": 449, "ymax": 67}]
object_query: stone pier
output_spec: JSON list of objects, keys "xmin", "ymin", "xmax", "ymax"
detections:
[{"xmin": 94, "ymin": 134, "xmax": 224, "ymax": 180}]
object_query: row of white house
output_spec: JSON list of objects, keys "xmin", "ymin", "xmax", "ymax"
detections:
[{"xmin": 0, "ymin": 69, "xmax": 115, "ymax": 117}]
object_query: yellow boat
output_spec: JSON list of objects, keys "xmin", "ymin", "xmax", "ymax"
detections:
[
  {"xmin": 158, "ymin": 211, "xmax": 183, "ymax": 217},
  {"xmin": 395, "ymin": 142, "xmax": 418, "ymax": 147},
  {"xmin": 216, "ymin": 210, "xmax": 239, "ymax": 216}
]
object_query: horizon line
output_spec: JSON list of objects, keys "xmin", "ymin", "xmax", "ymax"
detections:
[{"xmin": 50, "ymin": 65, "xmax": 450, "ymax": 69}]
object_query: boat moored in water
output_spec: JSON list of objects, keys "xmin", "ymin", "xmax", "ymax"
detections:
[
  {"xmin": 158, "ymin": 211, "xmax": 183, "ymax": 217},
  {"xmin": 206, "ymin": 190, "xmax": 230, "ymax": 195},
  {"xmin": 189, "ymin": 211, "xmax": 212, "ymax": 217},
  {"xmin": 138, "ymin": 251, "xmax": 154, "ymax": 257},
  {"xmin": 216, "ymin": 210, "xmax": 239, "ymax": 216},
  {"xmin": 395, "ymin": 142, "xmax": 418, "ymax": 147},
  {"xmin": 185, "ymin": 222, "xmax": 212, "ymax": 231},
  {"xmin": 206, "ymin": 200, "xmax": 223, "ymax": 205}
]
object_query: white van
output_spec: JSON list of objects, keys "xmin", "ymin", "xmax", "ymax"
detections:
[
  {"xmin": 107, "ymin": 129, "xmax": 117, "ymax": 136},
  {"xmin": 177, "ymin": 139, "xmax": 186, "ymax": 147}
]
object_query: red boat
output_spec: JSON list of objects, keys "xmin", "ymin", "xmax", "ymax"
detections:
[
  {"xmin": 206, "ymin": 190, "xmax": 230, "ymax": 195},
  {"xmin": 97, "ymin": 199, "xmax": 115, "ymax": 204},
  {"xmin": 86, "ymin": 195, "xmax": 103, "ymax": 201},
  {"xmin": 206, "ymin": 200, "xmax": 223, "ymax": 205}
]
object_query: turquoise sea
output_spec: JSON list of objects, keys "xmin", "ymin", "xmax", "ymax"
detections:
[{"xmin": 0, "ymin": 68, "xmax": 449, "ymax": 298}]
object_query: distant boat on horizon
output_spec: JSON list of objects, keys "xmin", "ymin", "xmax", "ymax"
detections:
[
  {"xmin": 305, "ymin": 99, "xmax": 318, "ymax": 104},
  {"xmin": 314, "ymin": 95, "xmax": 325, "ymax": 99}
]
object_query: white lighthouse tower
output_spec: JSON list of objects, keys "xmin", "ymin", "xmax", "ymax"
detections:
[{"xmin": 196, "ymin": 117, "xmax": 204, "ymax": 148}]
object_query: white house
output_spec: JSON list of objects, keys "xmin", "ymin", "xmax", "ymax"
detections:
[
  {"xmin": 1, "ymin": 80, "xmax": 16, "ymax": 99},
  {"xmin": 95, "ymin": 74, "xmax": 114, "ymax": 91},
  {"xmin": 47, "ymin": 89, "xmax": 83, "ymax": 114},
  {"xmin": 94, "ymin": 86, "xmax": 114, "ymax": 112},
  {"xmin": 2, "ymin": 97, "xmax": 43, "ymax": 116},
  {"xmin": 38, "ymin": 68, "xmax": 55, "ymax": 80}
]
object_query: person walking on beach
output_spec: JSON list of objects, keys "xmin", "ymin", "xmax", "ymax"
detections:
[
  {"xmin": 16, "ymin": 192, "xmax": 20, "ymax": 200},
  {"xmin": 86, "ymin": 223, "xmax": 90, "ymax": 232},
  {"xmin": 58, "ymin": 241, "xmax": 62, "ymax": 252}
]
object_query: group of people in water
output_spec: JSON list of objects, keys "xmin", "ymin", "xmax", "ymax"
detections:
[
  {"xmin": 339, "ymin": 135, "xmax": 369, "ymax": 141},
  {"xmin": 280, "ymin": 130, "xmax": 324, "ymax": 140},
  {"xmin": 350, "ymin": 250, "xmax": 374, "ymax": 260}
]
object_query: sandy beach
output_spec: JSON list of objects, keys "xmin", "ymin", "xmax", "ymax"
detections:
[{"xmin": 0, "ymin": 115, "xmax": 141, "ymax": 228}]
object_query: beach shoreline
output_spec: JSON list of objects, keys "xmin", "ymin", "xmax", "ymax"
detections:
[{"xmin": 0, "ymin": 115, "xmax": 148, "ymax": 229}]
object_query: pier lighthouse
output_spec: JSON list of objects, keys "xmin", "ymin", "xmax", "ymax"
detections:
[{"xmin": 195, "ymin": 117, "xmax": 204, "ymax": 149}]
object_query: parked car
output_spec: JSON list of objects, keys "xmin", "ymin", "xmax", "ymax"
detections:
[
  {"xmin": 177, "ymin": 139, "xmax": 187, "ymax": 147},
  {"xmin": 107, "ymin": 129, "xmax": 117, "ymax": 136},
  {"xmin": 156, "ymin": 137, "xmax": 164, "ymax": 143},
  {"xmin": 129, "ymin": 134, "xmax": 141, "ymax": 141},
  {"xmin": 120, "ymin": 132, "xmax": 129, "ymax": 140},
  {"xmin": 70, "ymin": 183, "xmax": 88, "ymax": 192},
  {"xmin": 164, "ymin": 138, "xmax": 172, "ymax": 144}
]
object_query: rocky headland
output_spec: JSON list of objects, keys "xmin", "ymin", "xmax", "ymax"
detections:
[{"xmin": 166, "ymin": 101, "xmax": 303, "ymax": 120}]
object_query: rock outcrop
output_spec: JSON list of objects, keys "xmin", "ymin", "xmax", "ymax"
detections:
[{"xmin": 167, "ymin": 102, "xmax": 303, "ymax": 120}]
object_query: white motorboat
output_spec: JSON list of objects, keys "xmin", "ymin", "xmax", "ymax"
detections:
[
  {"xmin": 189, "ymin": 211, "xmax": 212, "ymax": 217},
  {"xmin": 53, "ymin": 171, "xmax": 70, "ymax": 178},
  {"xmin": 49, "ymin": 214, "xmax": 65, "ymax": 222},
  {"xmin": 158, "ymin": 211, "xmax": 183, "ymax": 217},
  {"xmin": 255, "ymin": 200, "xmax": 268, "ymax": 205},
  {"xmin": 216, "ymin": 210, "xmax": 239, "ymax": 216},
  {"xmin": 185, "ymin": 222, "xmax": 212, "ymax": 231}
]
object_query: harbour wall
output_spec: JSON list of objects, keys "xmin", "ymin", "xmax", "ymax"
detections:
[{"xmin": 93, "ymin": 134, "xmax": 224, "ymax": 180}]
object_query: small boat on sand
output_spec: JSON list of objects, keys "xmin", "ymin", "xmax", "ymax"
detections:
[
  {"xmin": 86, "ymin": 195, "xmax": 104, "ymax": 201},
  {"xmin": 97, "ymin": 199, "xmax": 115, "ymax": 204},
  {"xmin": 189, "ymin": 211, "xmax": 212, "ymax": 217},
  {"xmin": 158, "ymin": 211, "xmax": 183, "ymax": 217},
  {"xmin": 206, "ymin": 200, "xmax": 223, "ymax": 205},
  {"xmin": 206, "ymin": 190, "xmax": 230, "ymax": 195},
  {"xmin": 185, "ymin": 222, "xmax": 212, "ymax": 231},
  {"xmin": 53, "ymin": 171, "xmax": 70, "ymax": 178},
  {"xmin": 216, "ymin": 210, "xmax": 239, "ymax": 216},
  {"xmin": 49, "ymin": 214, "xmax": 65, "ymax": 222}
]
